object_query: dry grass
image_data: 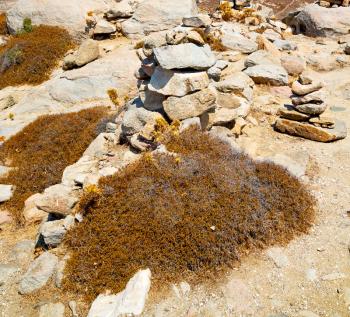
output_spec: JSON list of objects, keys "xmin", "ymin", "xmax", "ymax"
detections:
[
  {"xmin": 0, "ymin": 107, "xmax": 109, "ymax": 223},
  {"xmin": 0, "ymin": 13, "xmax": 7, "ymax": 35},
  {"xmin": 194, "ymin": 28, "xmax": 226, "ymax": 52},
  {"xmin": 0, "ymin": 24, "xmax": 74, "ymax": 89},
  {"xmin": 63, "ymin": 127, "xmax": 315, "ymax": 302}
]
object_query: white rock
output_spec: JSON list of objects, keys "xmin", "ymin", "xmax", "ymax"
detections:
[
  {"xmin": 87, "ymin": 269, "xmax": 151, "ymax": 317},
  {"xmin": 149, "ymin": 67, "xmax": 209, "ymax": 97},
  {"xmin": 154, "ymin": 43, "xmax": 216, "ymax": 70},
  {"xmin": 244, "ymin": 64, "xmax": 288, "ymax": 86},
  {"xmin": 106, "ymin": 1, "xmax": 134, "ymax": 19},
  {"xmin": 221, "ymin": 32, "xmax": 258, "ymax": 54},
  {"xmin": 0, "ymin": 184, "xmax": 13, "ymax": 202},
  {"xmin": 94, "ymin": 19, "xmax": 117, "ymax": 35},
  {"xmin": 245, "ymin": 50, "xmax": 280, "ymax": 68},
  {"xmin": 75, "ymin": 39, "xmax": 100, "ymax": 67},
  {"xmin": 19, "ymin": 252, "xmax": 58, "ymax": 294}
]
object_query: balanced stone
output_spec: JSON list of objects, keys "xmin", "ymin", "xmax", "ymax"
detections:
[{"xmin": 295, "ymin": 103, "xmax": 327, "ymax": 115}]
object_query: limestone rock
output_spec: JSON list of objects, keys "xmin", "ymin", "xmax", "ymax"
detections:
[
  {"xmin": 164, "ymin": 88, "xmax": 216, "ymax": 121},
  {"xmin": 263, "ymin": 29, "xmax": 282, "ymax": 42},
  {"xmin": 292, "ymin": 90, "xmax": 326, "ymax": 105},
  {"xmin": 75, "ymin": 40, "xmax": 100, "ymax": 67},
  {"xmin": 23, "ymin": 193, "xmax": 47, "ymax": 223},
  {"xmin": 208, "ymin": 108, "xmax": 238, "ymax": 127},
  {"xmin": 154, "ymin": 43, "xmax": 216, "ymax": 70},
  {"xmin": 87, "ymin": 269, "xmax": 151, "ymax": 317},
  {"xmin": 182, "ymin": 14, "xmax": 211, "ymax": 27},
  {"xmin": 275, "ymin": 118, "xmax": 347, "ymax": 142},
  {"xmin": 274, "ymin": 39, "xmax": 297, "ymax": 51},
  {"xmin": 221, "ymin": 32, "xmax": 258, "ymax": 53},
  {"xmin": 291, "ymin": 81, "xmax": 324, "ymax": 96},
  {"xmin": 244, "ymin": 65, "xmax": 288, "ymax": 86},
  {"xmin": 149, "ymin": 67, "xmax": 209, "ymax": 97},
  {"xmin": 94, "ymin": 19, "xmax": 116, "ymax": 35},
  {"xmin": 289, "ymin": 4, "xmax": 350, "ymax": 37},
  {"xmin": 19, "ymin": 252, "xmax": 58, "ymax": 294},
  {"xmin": 121, "ymin": 0, "xmax": 198, "ymax": 38},
  {"xmin": 281, "ymin": 56, "xmax": 306, "ymax": 76},
  {"xmin": 39, "ymin": 303, "xmax": 65, "ymax": 317},
  {"xmin": 9, "ymin": 240, "xmax": 34, "ymax": 264},
  {"xmin": 106, "ymin": 1, "xmax": 134, "ymax": 19},
  {"xmin": 278, "ymin": 105, "xmax": 310, "ymax": 121},
  {"xmin": 139, "ymin": 83, "xmax": 166, "ymax": 111},
  {"xmin": 295, "ymin": 103, "xmax": 327, "ymax": 115},
  {"xmin": 0, "ymin": 184, "xmax": 13, "ymax": 202},
  {"xmin": 0, "ymin": 264, "xmax": 19, "ymax": 286},
  {"xmin": 245, "ymin": 50, "xmax": 280, "ymax": 68}
]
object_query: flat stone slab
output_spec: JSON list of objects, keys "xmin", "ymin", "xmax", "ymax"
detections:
[
  {"xmin": 154, "ymin": 43, "xmax": 216, "ymax": 70},
  {"xmin": 244, "ymin": 65, "xmax": 288, "ymax": 86},
  {"xmin": 275, "ymin": 118, "xmax": 347, "ymax": 142},
  {"xmin": 278, "ymin": 105, "xmax": 310, "ymax": 121}
]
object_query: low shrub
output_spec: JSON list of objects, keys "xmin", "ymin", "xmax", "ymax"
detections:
[
  {"xmin": 0, "ymin": 24, "xmax": 74, "ymax": 89},
  {"xmin": 194, "ymin": 28, "xmax": 226, "ymax": 52},
  {"xmin": 63, "ymin": 127, "xmax": 315, "ymax": 302},
  {"xmin": 0, "ymin": 107, "xmax": 109, "ymax": 222}
]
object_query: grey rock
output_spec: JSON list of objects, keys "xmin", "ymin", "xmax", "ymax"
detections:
[
  {"xmin": 154, "ymin": 43, "xmax": 216, "ymax": 70},
  {"xmin": 281, "ymin": 55, "xmax": 306, "ymax": 76},
  {"xmin": 295, "ymin": 103, "xmax": 327, "ymax": 115},
  {"xmin": 55, "ymin": 257, "xmax": 68, "ymax": 288},
  {"xmin": 149, "ymin": 67, "xmax": 209, "ymax": 97},
  {"xmin": 182, "ymin": 14, "xmax": 211, "ymax": 27},
  {"xmin": 278, "ymin": 105, "xmax": 310, "ymax": 121},
  {"xmin": 143, "ymin": 31, "xmax": 167, "ymax": 51},
  {"xmin": 121, "ymin": 0, "xmax": 198, "ymax": 38},
  {"xmin": 87, "ymin": 269, "xmax": 151, "ymax": 317},
  {"xmin": 221, "ymin": 31, "xmax": 258, "ymax": 53},
  {"xmin": 0, "ymin": 184, "xmax": 13, "ymax": 202},
  {"xmin": 163, "ymin": 88, "xmax": 216, "ymax": 121},
  {"xmin": 9, "ymin": 240, "xmax": 34, "ymax": 263},
  {"xmin": 274, "ymin": 39, "xmax": 297, "ymax": 51},
  {"xmin": 39, "ymin": 302, "xmax": 65, "ymax": 317},
  {"xmin": 69, "ymin": 301, "xmax": 79, "ymax": 317},
  {"xmin": 263, "ymin": 29, "xmax": 282, "ymax": 42},
  {"xmin": 292, "ymin": 90, "xmax": 326, "ymax": 105},
  {"xmin": 94, "ymin": 19, "xmax": 116, "ymax": 35},
  {"xmin": 75, "ymin": 39, "xmax": 100, "ymax": 67},
  {"xmin": 208, "ymin": 108, "xmax": 238, "ymax": 127},
  {"xmin": 245, "ymin": 50, "xmax": 280, "ymax": 68},
  {"xmin": 0, "ymin": 264, "xmax": 19, "ymax": 286},
  {"xmin": 244, "ymin": 64, "xmax": 288, "ymax": 86},
  {"xmin": 179, "ymin": 117, "xmax": 201, "ymax": 132},
  {"xmin": 19, "ymin": 252, "xmax": 58, "ymax": 294},
  {"xmin": 106, "ymin": 1, "xmax": 134, "ymax": 19},
  {"xmin": 40, "ymin": 216, "xmax": 75, "ymax": 248},
  {"xmin": 139, "ymin": 83, "xmax": 166, "ymax": 111},
  {"xmin": 166, "ymin": 29, "xmax": 187, "ymax": 45}
]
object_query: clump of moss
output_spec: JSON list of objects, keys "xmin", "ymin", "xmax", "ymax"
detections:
[
  {"xmin": 63, "ymin": 127, "xmax": 315, "ymax": 302},
  {"xmin": 0, "ymin": 13, "xmax": 7, "ymax": 35},
  {"xmin": 0, "ymin": 107, "xmax": 109, "ymax": 222},
  {"xmin": 0, "ymin": 24, "xmax": 74, "ymax": 89}
]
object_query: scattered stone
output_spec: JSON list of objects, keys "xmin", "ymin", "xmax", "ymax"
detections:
[
  {"xmin": 0, "ymin": 165, "xmax": 11, "ymax": 177},
  {"xmin": 263, "ymin": 28, "xmax": 282, "ymax": 42},
  {"xmin": 154, "ymin": 43, "xmax": 216, "ymax": 70},
  {"xmin": 266, "ymin": 247, "xmax": 289, "ymax": 268},
  {"xmin": 0, "ymin": 184, "xmax": 13, "ymax": 202},
  {"xmin": 163, "ymin": 88, "xmax": 216, "ymax": 121},
  {"xmin": 208, "ymin": 108, "xmax": 239, "ymax": 127},
  {"xmin": 23, "ymin": 193, "xmax": 48, "ymax": 223},
  {"xmin": 309, "ymin": 114, "xmax": 335, "ymax": 128},
  {"xmin": 149, "ymin": 67, "xmax": 209, "ymax": 97},
  {"xmin": 321, "ymin": 272, "xmax": 347, "ymax": 281},
  {"xmin": 291, "ymin": 81, "xmax": 324, "ymax": 96},
  {"xmin": 0, "ymin": 264, "xmax": 19, "ymax": 286},
  {"xmin": 281, "ymin": 56, "xmax": 306, "ymax": 76},
  {"xmin": 221, "ymin": 31, "xmax": 258, "ymax": 53},
  {"xmin": 106, "ymin": 1, "xmax": 134, "ymax": 19},
  {"xmin": 39, "ymin": 216, "xmax": 75, "ymax": 248},
  {"xmin": 139, "ymin": 84, "xmax": 166, "ymax": 111},
  {"xmin": 278, "ymin": 105, "xmax": 311, "ymax": 121},
  {"xmin": 55, "ymin": 257, "xmax": 68, "ymax": 288},
  {"xmin": 87, "ymin": 269, "xmax": 151, "ymax": 317},
  {"xmin": 292, "ymin": 90, "xmax": 326, "ymax": 105},
  {"xmin": 75, "ymin": 39, "xmax": 100, "ymax": 67},
  {"xmin": 179, "ymin": 117, "xmax": 201, "ymax": 132},
  {"xmin": 186, "ymin": 30, "xmax": 205, "ymax": 45},
  {"xmin": 244, "ymin": 64, "xmax": 288, "ymax": 86},
  {"xmin": 182, "ymin": 14, "xmax": 211, "ymax": 27},
  {"xmin": 19, "ymin": 252, "xmax": 58, "ymax": 294},
  {"xmin": 295, "ymin": 103, "xmax": 327, "ymax": 115},
  {"xmin": 0, "ymin": 210, "xmax": 12, "ymax": 225},
  {"xmin": 244, "ymin": 50, "xmax": 280, "ymax": 68},
  {"xmin": 207, "ymin": 60, "xmax": 228, "ymax": 81},
  {"xmin": 275, "ymin": 118, "xmax": 347, "ymax": 142},
  {"xmin": 166, "ymin": 29, "xmax": 187, "ymax": 45},
  {"xmin": 274, "ymin": 39, "xmax": 297, "ymax": 51},
  {"xmin": 299, "ymin": 71, "xmax": 313, "ymax": 85},
  {"xmin": 39, "ymin": 302, "xmax": 65, "ymax": 317},
  {"xmin": 94, "ymin": 19, "xmax": 116, "ymax": 35}
]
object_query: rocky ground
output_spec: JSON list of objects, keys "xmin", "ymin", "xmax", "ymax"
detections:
[{"xmin": 0, "ymin": 0, "xmax": 350, "ymax": 316}]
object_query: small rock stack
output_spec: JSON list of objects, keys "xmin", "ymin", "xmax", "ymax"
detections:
[
  {"xmin": 318, "ymin": 0, "xmax": 349, "ymax": 7},
  {"xmin": 275, "ymin": 75, "xmax": 347, "ymax": 142}
]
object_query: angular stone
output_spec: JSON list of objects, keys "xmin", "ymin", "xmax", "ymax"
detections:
[
  {"xmin": 291, "ymin": 81, "xmax": 324, "ymax": 96},
  {"xmin": 106, "ymin": 1, "xmax": 134, "ymax": 19},
  {"xmin": 149, "ymin": 67, "xmax": 209, "ymax": 97},
  {"xmin": 186, "ymin": 30, "xmax": 205, "ymax": 45},
  {"xmin": 295, "ymin": 103, "xmax": 327, "ymax": 115},
  {"xmin": 19, "ymin": 252, "xmax": 58, "ymax": 294},
  {"xmin": 182, "ymin": 14, "xmax": 211, "ymax": 27},
  {"xmin": 94, "ymin": 19, "xmax": 116, "ymax": 35},
  {"xmin": 275, "ymin": 118, "xmax": 347, "ymax": 142},
  {"xmin": 75, "ymin": 39, "xmax": 100, "ymax": 67},
  {"xmin": 87, "ymin": 269, "xmax": 151, "ymax": 317},
  {"xmin": 263, "ymin": 29, "xmax": 282, "ymax": 42},
  {"xmin": 309, "ymin": 114, "xmax": 335, "ymax": 128},
  {"xmin": 39, "ymin": 303, "xmax": 65, "ymax": 317},
  {"xmin": 208, "ymin": 108, "xmax": 238, "ymax": 127},
  {"xmin": 274, "ymin": 39, "xmax": 297, "ymax": 51},
  {"xmin": 164, "ymin": 88, "xmax": 216, "ymax": 121},
  {"xmin": 244, "ymin": 50, "xmax": 280, "ymax": 68},
  {"xmin": 292, "ymin": 90, "xmax": 326, "ymax": 105},
  {"xmin": 244, "ymin": 65, "xmax": 288, "ymax": 86},
  {"xmin": 221, "ymin": 32, "xmax": 258, "ymax": 53},
  {"xmin": 281, "ymin": 56, "xmax": 306, "ymax": 76},
  {"xmin": 278, "ymin": 105, "xmax": 310, "ymax": 121},
  {"xmin": 214, "ymin": 72, "xmax": 254, "ymax": 100},
  {"xmin": 0, "ymin": 184, "xmax": 13, "ymax": 203},
  {"xmin": 154, "ymin": 43, "xmax": 216, "ymax": 70}
]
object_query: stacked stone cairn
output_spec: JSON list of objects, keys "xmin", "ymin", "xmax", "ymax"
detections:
[
  {"xmin": 121, "ymin": 14, "xmax": 255, "ymax": 151},
  {"xmin": 275, "ymin": 74, "xmax": 347, "ymax": 142}
]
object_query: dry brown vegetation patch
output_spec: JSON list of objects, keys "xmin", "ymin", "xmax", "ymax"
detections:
[
  {"xmin": 64, "ymin": 127, "xmax": 315, "ymax": 302},
  {"xmin": 0, "ymin": 107, "xmax": 109, "ymax": 222},
  {"xmin": 0, "ymin": 13, "xmax": 7, "ymax": 35},
  {"xmin": 0, "ymin": 24, "xmax": 74, "ymax": 89}
]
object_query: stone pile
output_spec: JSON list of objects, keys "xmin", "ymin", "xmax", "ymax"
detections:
[
  {"xmin": 275, "ymin": 76, "xmax": 347, "ymax": 142},
  {"xmin": 318, "ymin": 0, "xmax": 349, "ymax": 7}
]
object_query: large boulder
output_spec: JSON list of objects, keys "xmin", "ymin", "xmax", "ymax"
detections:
[
  {"xmin": 154, "ymin": 43, "xmax": 216, "ymax": 70},
  {"xmin": 6, "ymin": 0, "xmax": 108, "ymax": 38},
  {"xmin": 121, "ymin": 0, "xmax": 198, "ymax": 38},
  {"xmin": 288, "ymin": 4, "xmax": 350, "ymax": 37}
]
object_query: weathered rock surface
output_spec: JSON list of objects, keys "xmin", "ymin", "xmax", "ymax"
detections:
[
  {"xmin": 281, "ymin": 56, "xmax": 306, "ymax": 76},
  {"xmin": 244, "ymin": 65, "xmax": 288, "ymax": 86},
  {"xmin": 245, "ymin": 50, "xmax": 280, "ymax": 68},
  {"xmin": 275, "ymin": 118, "xmax": 347, "ymax": 142},
  {"xmin": 289, "ymin": 4, "xmax": 350, "ymax": 37},
  {"xmin": 0, "ymin": 264, "xmax": 19, "ymax": 286},
  {"xmin": 278, "ymin": 105, "xmax": 310, "ymax": 121},
  {"xmin": 295, "ymin": 103, "xmax": 327, "ymax": 115},
  {"xmin": 0, "ymin": 184, "xmax": 13, "ymax": 202},
  {"xmin": 121, "ymin": 0, "xmax": 198, "ymax": 38},
  {"xmin": 6, "ymin": 0, "xmax": 108, "ymax": 37},
  {"xmin": 163, "ymin": 88, "xmax": 216, "ymax": 120},
  {"xmin": 94, "ymin": 19, "xmax": 117, "ymax": 35},
  {"xmin": 292, "ymin": 90, "xmax": 326, "ymax": 105},
  {"xmin": 87, "ymin": 269, "xmax": 151, "ymax": 317},
  {"xmin": 221, "ymin": 32, "xmax": 258, "ymax": 53},
  {"xmin": 291, "ymin": 81, "xmax": 324, "ymax": 96},
  {"xmin": 154, "ymin": 43, "xmax": 216, "ymax": 70},
  {"xmin": 149, "ymin": 67, "xmax": 209, "ymax": 97},
  {"xmin": 106, "ymin": 0, "xmax": 134, "ymax": 19},
  {"xmin": 19, "ymin": 252, "xmax": 58, "ymax": 294},
  {"xmin": 182, "ymin": 14, "xmax": 211, "ymax": 27}
]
